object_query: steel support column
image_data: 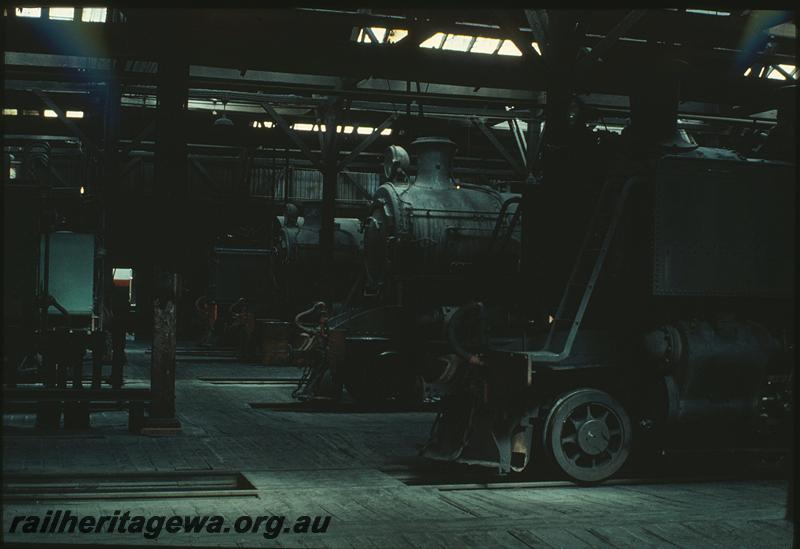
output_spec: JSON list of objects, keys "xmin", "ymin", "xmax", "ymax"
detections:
[
  {"xmin": 146, "ymin": 30, "xmax": 188, "ymax": 432},
  {"xmin": 93, "ymin": 60, "xmax": 123, "ymax": 389},
  {"xmin": 541, "ymin": 11, "xmax": 583, "ymax": 153},
  {"xmin": 319, "ymin": 103, "xmax": 341, "ymax": 308}
]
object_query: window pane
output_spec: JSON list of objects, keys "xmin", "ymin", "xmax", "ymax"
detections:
[
  {"xmin": 778, "ymin": 64, "xmax": 797, "ymax": 78},
  {"xmin": 16, "ymin": 7, "xmax": 42, "ymax": 17},
  {"xmin": 81, "ymin": 7, "xmax": 107, "ymax": 22},
  {"xmin": 497, "ymin": 40, "xmax": 523, "ymax": 56},
  {"xmin": 470, "ymin": 37, "xmax": 500, "ymax": 54},
  {"xmin": 419, "ymin": 32, "xmax": 446, "ymax": 49},
  {"xmin": 49, "ymin": 7, "xmax": 74, "ymax": 20},
  {"xmin": 358, "ymin": 27, "xmax": 386, "ymax": 43},
  {"xmin": 386, "ymin": 29, "xmax": 408, "ymax": 44},
  {"xmin": 442, "ymin": 34, "xmax": 472, "ymax": 52}
]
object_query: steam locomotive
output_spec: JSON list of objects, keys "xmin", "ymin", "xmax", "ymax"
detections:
[
  {"xmin": 329, "ymin": 137, "xmax": 525, "ymax": 403},
  {"xmin": 270, "ymin": 71, "xmax": 794, "ymax": 483}
]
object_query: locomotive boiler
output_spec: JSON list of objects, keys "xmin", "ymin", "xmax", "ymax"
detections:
[
  {"xmin": 276, "ymin": 205, "xmax": 364, "ymax": 316},
  {"xmin": 335, "ymin": 137, "xmax": 525, "ymax": 402},
  {"xmin": 363, "ymin": 137, "xmax": 521, "ymax": 300},
  {"xmin": 419, "ymin": 67, "xmax": 795, "ymax": 483}
]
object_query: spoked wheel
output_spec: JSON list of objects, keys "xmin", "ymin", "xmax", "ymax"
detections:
[{"xmin": 544, "ymin": 388, "xmax": 632, "ymax": 484}]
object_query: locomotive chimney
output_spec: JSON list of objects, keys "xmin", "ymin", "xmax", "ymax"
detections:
[
  {"xmin": 628, "ymin": 58, "xmax": 695, "ymax": 151},
  {"xmin": 411, "ymin": 137, "xmax": 457, "ymax": 188}
]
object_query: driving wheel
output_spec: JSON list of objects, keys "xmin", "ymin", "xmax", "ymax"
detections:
[{"xmin": 544, "ymin": 388, "xmax": 632, "ymax": 483}]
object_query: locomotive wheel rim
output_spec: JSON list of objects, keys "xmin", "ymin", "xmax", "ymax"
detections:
[{"xmin": 546, "ymin": 389, "xmax": 631, "ymax": 483}]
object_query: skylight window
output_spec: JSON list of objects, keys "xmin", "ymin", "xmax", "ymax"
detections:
[
  {"xmin": 16, "ymin": 7, "xmax": 42, "ymax": 17},
  {"xmin": 81, "ymin": 7, "xmax": 107, "ymax": 23},
  {"xmin": 380, "ymin": 128, "xmax": 392, "ymax": 136},
  {"xmin": 356, "ymin": 27, "xmax": 408, "ymax": 44},
  {"xmin": 386, "ymin": 29, "xmax": 408, "ymax": 43},
  {"xmin": 766, "ymin": 64, "xmax": 797, "ymax": 80},
  {"xmin": 65, "ymin": 110, "xmax": 84, "ymax": 118},
  {"xmin": 356, "ymin": 126, "xmax": 374, "ymax": 135},
  {"xmin": 2, "ymin": 108, "xmax": 18, "ymax": 116},
  {"xmin": 49, "ymin": 7, "xmax": 75, "ymax": 20},
  {"xmin": 23, "ymin": 109, "xmax": 40, "ymax": 116},
  {"xmin": 357, "ymin": 27, "xmax": 387, "ymax": 43},
  {"xmin": 470, "ymin": 37, "xmax": 501, "ymax": 54},
  {"xmin": 43, "ymin": 109, "xmax": 58, "ymax": 118},
  {"xmin": 419, "ymin": 32, "xmax": 535, "ymax": 57},
  {"xmin": 420, "ymin": 32, "xmax": 446, "ymax": 49},
  {"xmin": 497, "ymin": 40, "xmax": 523, "ymax": 56},
  {"xmin": 442, "ymin": 34, "xmax": 473, "ymax": 52}
]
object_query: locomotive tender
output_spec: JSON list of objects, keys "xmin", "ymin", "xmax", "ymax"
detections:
[{"xmin": 418, "ymin": 76, "xmax": 795, "ymax": 483}]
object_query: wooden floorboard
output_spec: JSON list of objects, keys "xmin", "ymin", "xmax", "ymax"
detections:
[{"xmin": 2, "ymin": 344, "xmax": 793, "ymax": 548}]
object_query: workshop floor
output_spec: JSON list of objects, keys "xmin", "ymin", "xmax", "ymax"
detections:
[{"xmin": 2, "ymin": 343, "xmax": 794, "ymax": 548}]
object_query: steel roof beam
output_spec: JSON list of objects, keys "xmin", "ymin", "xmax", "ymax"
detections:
[
  {"xmin": 336, "ymin": 114, "xmax": 397, "ymax": 171},
  {"xmin": 472, "ymin": 117, "xmax": 527, "ymax": 178},
  {"xmin": 261, "ymin": 101, "xmax": 323, "ymax": 170},
  {"xmin": 576, "ymin": 10, "xmax": 647, "ymax": 71}
]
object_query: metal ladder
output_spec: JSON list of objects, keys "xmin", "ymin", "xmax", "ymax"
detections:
[{"xmin": 529, "ymin": 175, "xmax": 638, "ymax": 363}]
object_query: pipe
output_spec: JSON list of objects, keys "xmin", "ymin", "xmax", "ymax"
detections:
[
  {"xmin": 489, "ymin": 196, "xmax": 521, "ymax": 252},
  {"xmin": 295, "ymin": 301, "xmax": 326, "ymax": 334}
]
